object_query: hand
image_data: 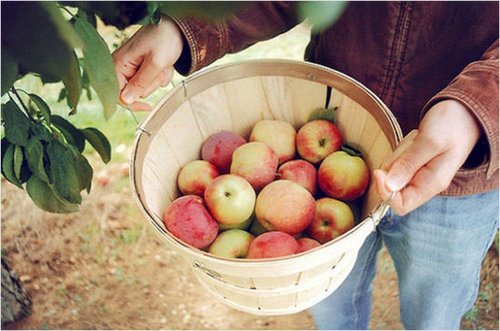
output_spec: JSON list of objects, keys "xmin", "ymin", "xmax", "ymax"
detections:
[
  {"xmin": 374, "ymin": 100, "xmax": 481, "ymax": 215},
  {"xmin": 112, "ymin": 16, "xmax": 183, "ymax": 111}
]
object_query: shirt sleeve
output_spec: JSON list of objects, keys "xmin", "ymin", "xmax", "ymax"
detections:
[
  {"xmin": 421, "ymin": 39, "xmax": 499, "ymax": 179},
  {"xmin": 170, "ymin": 1, "xmax": 300, "ymax": 76}
]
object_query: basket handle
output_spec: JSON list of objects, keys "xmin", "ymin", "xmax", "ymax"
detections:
[{"xmin": 370, "ymin": 191, "xmax": 396, "ymax": 226}]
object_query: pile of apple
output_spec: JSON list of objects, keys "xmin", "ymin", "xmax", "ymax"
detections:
[{"xmin": 163, "ymin": 118, "xmax": 370, "ymax": 259}]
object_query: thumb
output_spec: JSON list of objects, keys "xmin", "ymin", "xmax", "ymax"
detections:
[
  {"xmin": 121, "ymin": 55, "xmax": 163, "ymax": 104},
  {"xmin": 384, "ymin": 133, "xmax": 441, "ymax": 192}
]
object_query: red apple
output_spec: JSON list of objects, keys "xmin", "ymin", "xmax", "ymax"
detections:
[
  {"xmin": 230, "ymin": 142, "xmax": 279, "ymax": 191},
  {"xmin": 247, "ymin": 231, "xmax": 299, "ymax": 259},
  {"xmin": 318, "ymin": 150, "xmax": 369, "ymax": 201},
  {"xmin": 209, "ymin": 229, "xmax": 255, "ymax": 258},
  {"xmin": 250, "ymin": 119, "xmax": 296, "ymax": 163},
  {"xmin": 204, "ymin": 174, "xmax": 256, "ymax": 228},
  {"xmin": 177, "ymin": 160, "xmax": 219, "ymax": 197},
  {"xmin": 307, "ymin": 198, "xmax": 354, "ymax": 244},
  {"xmin": 277, "ymin": 159, "xmax": 317, "ymax": 195},
  {"xmin": 163, "ymin": 195, "xmax": 218, "ymax": 249},
  {"xmin": 296, "ymin": 120, "xmax": 343, "ymax": 164},
  {"xmin": 201, "ymin": 130, "xmax": 246, "ymax": 173},
  {"xmin": 296, "ymin": 237, "xmax": 321, "ymax": 253},
  {"xmin": 255, "ymin": 180, "xmax": 315, "ymax": 235}
]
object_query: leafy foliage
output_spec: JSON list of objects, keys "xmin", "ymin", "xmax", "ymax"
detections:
[{"xmin": 297, "ymin": 1, "xmax": 347, "ymax": 32}]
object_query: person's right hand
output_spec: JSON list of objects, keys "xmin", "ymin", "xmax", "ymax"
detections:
[{"xmin": 112, "ymin": 16, "xmax": 183, "ymax": 111}]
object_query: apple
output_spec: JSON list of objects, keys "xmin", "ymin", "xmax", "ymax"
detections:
[
  {"xmin": 247, "ymin": 231, "xmax": 299, "ymax": 259},
  {"xmin": 250, "ymin": 119, "xmax": 296, "ymax": 163},
  {"xmin": 296, "ymin": 119, "xmax": 343, "ymax": 164},
  {"xmin": 218, "ymin": 212, "xmax": 254, "ymax": 231},
  {"xmin": 177, "ymin": 160, "xmax": 220, "ymax": 196},
  {"xmin": 307, "ymin": 198, "xmax": 355, "ymax": 244},
  {"xmin": 201, "ymin": 130, "xmax": 246, "ymax": 173},
  {"xmin": 255, "ymin": 180, "xmax": 315, "ymax": 235},
  {"xmin": 297, "ymin": 237, "xmax": 321, "ymax": 253},
  {"xmin": 163, "ymin": 195, "xmax": 218, "ymax": 249},
  {"xmin": 277, "ymin": 159, "xmax": 317, "ymax": 195},
  {"xmin": 204, "ymin": 174, "xmax": 256, "ymax": 228},
  {"xmin": 209, "ymin": 229, "xmax": 255, "ymax": 258},
  {"xmin": 230, "ymin": 142, "xmax": 279, "ymax": 191},
  {"xmin": 318, "ymin": 150, "xmax": 370, "ymax": 201}
]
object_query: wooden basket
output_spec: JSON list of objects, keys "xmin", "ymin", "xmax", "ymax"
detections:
[{"xmin": 130, "ymin": 60, "xmax": 402, "ymax": 316}]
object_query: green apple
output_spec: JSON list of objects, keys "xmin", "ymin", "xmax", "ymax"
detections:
[
  {"xmin": 209, "ymin": 229, "xmax": 255, "ymax": 258},
  {"xmin": 204, "ymin": 174, "xmax": 256, "ymax": 227}
]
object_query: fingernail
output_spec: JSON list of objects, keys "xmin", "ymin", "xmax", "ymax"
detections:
[
  {"xmin": 122, "ymin": 90, "xmax": 135, "ymax": 104},
  {"xmin": 385, "ymin": 174, "xmax": 403, "ymax": 192}
]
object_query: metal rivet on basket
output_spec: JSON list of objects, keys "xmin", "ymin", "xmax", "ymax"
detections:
[
  {"xmin": 182, "ymin": 80, "xmax": 187, "ymax": 97},
  {"xmin": 137, "ymin": 126, "xmax": 152, "ymax": 136},
  {"xmin": 306, "ymin": 73, "xmax": 316, "ymax": 81}
]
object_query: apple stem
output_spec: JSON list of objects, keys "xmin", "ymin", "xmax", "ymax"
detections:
[{"xmin": 341, "ymin": 144, "xmax": 362, "ymax": 157}]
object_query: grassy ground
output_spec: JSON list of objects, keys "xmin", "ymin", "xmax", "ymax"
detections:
[{"xmin": 2, "ymin": 21, "xmax": 498, "ymax": 330}]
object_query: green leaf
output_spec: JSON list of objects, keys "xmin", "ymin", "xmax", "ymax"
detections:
[
  {"xmin": 341, "ymin": 144, "xmax": 363, "ymax": 157},
  {"xmin": 28, "ymin": 94, "xmax": 52, "ymax": 125},
  {"xmin": 2, "ymin": 144, "xmax": 22, "ymax": 188},
  {"xmin": 77, "ymin": 9, "xmax": 97, "ymax": 28},
  {"xmin": 75, "ymin": 152, "xmax": 93, "ymax": 193},
  {"xmin": 297, "ymin": 1, "xmax": 348, "ymax": 32},
  {"xmin": 46, "ymin": 140, "xmax": 82, "ymax": 204},
  {"xmin": 308, "ymin": 107, "xmax": 338, "ymax": 124},
  {"xmin": 1, "ymin": 2, "xmax": 81, "ymax": 83},
  {"xmin": 1, "ymin": 49, "xmax": 19, "ymax": 96},
  {"xmin": 73, "ymin": 15, "xmax": 119, "ymax": 119},
  {"xmin": 1, "ymin": 138, "xmax": 11, "ymax": 178},
  {"xmin": 26, "ymin": 176, "xmax": 79, "ymax": 214},
  {"xmin": 81, "ymin": 128, "xmax": 111, "ymax": 163},
  {"xmin": 26, "ymin": 137, "xmax": 50, "ymax": 183},
  {"xmin": 58, "ymin": 88, "xmax": 68, "ymax": 103},
  {"xmin": 63, "ymin": 51, "xmax": 82, "ymax": 110},
  {"xmin": 30, "ymin": 122, "xmax": 53, "ymax": 142},
  {"xmin": 51, "ymin": 115, "xmax": 86, "ymax": 152},
  {"xmin": 82, "ymin": 70, "xmax": 93, "ymax": 100},
  {"xmin": 13, "ymin": 145, "xmax": 24, "ymax": 181},
  {"xmin": 2, "ymin": 100, "xmax": 30, "ymax": 146}
]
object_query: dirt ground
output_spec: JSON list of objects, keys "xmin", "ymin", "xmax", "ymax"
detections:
[{"xmin": 1, "ymin": 148, "xmax": 498, "ymax": 330}]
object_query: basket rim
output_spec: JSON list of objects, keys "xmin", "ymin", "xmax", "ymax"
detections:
[{"xmin": 130, "ymin": 59, "xmax": 403, "ymax": 266}]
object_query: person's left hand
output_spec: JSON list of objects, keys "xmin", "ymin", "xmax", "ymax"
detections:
[{"xmin": 374, "ymin": 99, "xmax": 482, "ymax": 215}]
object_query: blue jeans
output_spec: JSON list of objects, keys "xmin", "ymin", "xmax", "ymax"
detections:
[{"xmin": 310, "ymin": 189, "xmax": 499, "ymax": 330}]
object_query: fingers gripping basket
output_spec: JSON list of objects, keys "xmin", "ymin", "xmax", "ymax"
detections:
[{"xmin": 131, "ymin": 60, "xmax": 402, "ymax": 315}]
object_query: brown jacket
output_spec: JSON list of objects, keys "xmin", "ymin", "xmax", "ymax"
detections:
[{"xmin": 172, "ymin": 1, "xmax": 499, "ymax": 196}]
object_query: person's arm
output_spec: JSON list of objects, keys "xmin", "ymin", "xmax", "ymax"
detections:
[
  {"xmin": 112, "ymin": 2, "xmax": 299, "ymax": 110},
  {"xmin": 172, "ymin": 1, "xmax": 299, "ymax": 76},
  {"xmin": 374, "ymin": 40, "xmax": 499, "ymax": 215}
]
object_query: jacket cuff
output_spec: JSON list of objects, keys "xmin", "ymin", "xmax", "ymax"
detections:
[
  {"xmin": 421, "ymin": 63, "xmax": 499, "ymax": 179},
  {"xmin": 170, "ymin": 16, "xmax": 227, "ymax": 76}
]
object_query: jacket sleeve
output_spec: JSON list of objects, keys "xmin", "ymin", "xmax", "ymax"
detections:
[
  {"xmin": 422, "ymin": 39, "xmax": 499, "ymax": 179},
  {"xmin": 170, "ymin": 1, "xmax": 300, "ymax": 76}
]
